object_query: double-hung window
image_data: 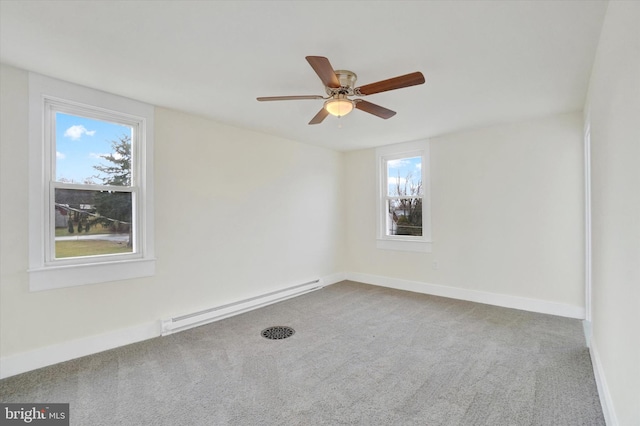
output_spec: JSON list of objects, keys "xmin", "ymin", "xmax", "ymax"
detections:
[
  {"xmin": 376, "ymin": 140, "xmax": 432, "ymax": 252},
  {"xmin": 28, "ymin": 73, "xmax": 155, "ymax": 291}
]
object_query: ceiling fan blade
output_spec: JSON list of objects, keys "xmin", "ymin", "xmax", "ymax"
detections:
[
  {"xmin": 355, "ymin": 100, "xmax": 397, "ymax": 119},
  {"xmin": 309, "ymin": 108, "xmax": 330, "ymax": 125},
  {"xmin": 306, "ymin": 56, "xmax": 340, "ymax": 89},
  {"xmin": 356, "ymin": 72, "xmax": 425, "ymax": 95},
  {"xmin": 257, "ymin": 95, "xmax": 324, "ymax": 101}
]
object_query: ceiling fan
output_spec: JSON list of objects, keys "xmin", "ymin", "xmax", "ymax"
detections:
[{"xmin": 257, "ymin": 56, "xmax": 425, "ymax": 125}]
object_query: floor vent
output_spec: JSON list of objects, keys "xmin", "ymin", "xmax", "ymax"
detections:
[{"xmin": 261, "ymin": 326, "xmax": 295, "ymax": 340}]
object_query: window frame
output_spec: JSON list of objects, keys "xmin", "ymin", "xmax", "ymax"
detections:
[
  {"xmin": 46, "ymin": 100, "xmax": 140, "ymax": 266},
  {"xmin": 28, "ymin": 72, "xmax": 155, "ymax": 291},
  {"xmin": 376, "ymin": 140, "xmax": 432, "ymax": 252}
]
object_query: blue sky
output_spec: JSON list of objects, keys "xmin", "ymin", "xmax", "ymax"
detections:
[
  {"xmin": 55, "ymin": 112, "xmax": 131, "ymax": 184},
  {"xmin": 387, "ymin": 156, "xmax": 422, "ymax": 196}
]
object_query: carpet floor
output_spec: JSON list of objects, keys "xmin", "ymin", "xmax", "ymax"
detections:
[{"xmin": 0, "ymin": 281, "xmax": 605, "ymax": 425}]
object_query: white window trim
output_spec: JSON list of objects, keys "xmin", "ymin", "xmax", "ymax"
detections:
[
  {"xmin": 376, "ymin": 140, "xmax": 432, "ymax": 252},
  {"xmin": 28, "ymin": 72, "xmax": 155, "ymax": 291},
  {"xmin": 44, "ymin": 99, "xmax": 142, "ymax": 267}
]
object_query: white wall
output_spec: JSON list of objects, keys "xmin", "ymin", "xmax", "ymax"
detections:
[
  {"xmin": 345, "ymin": 113, "xmax": 585, "ymax": 313},
  {"xmin": 0, "ymin": 64, "xmax": 344, "ymax": 362},
  {"xmin": 585, "ymin": 2, "xmax": 640, "ymax": 425},
  {"xmin": 0, "ymin": 64, "xmax": 596, "ymax": 381}
]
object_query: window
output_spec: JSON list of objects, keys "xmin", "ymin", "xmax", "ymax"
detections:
[
  {"xmin": 51, "ymin": 109, "xmax": 136, "ymax": 260},
  {"xmin": 28, "ymin": 73, "xmax": 155, "ymax": 291},
  {"xmin": 376, "ymin": 141, "xmax": 432, "ymax": 252}
]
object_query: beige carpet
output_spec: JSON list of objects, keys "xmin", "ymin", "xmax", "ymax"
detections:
[{"xmin": 0, "ymin": 281, "xmax": 604, "ymax": 425}]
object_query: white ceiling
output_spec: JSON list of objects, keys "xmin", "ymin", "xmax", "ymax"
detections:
[{"xmin": 0, "ymin": 1, "xmax": 607, "ymax": 151}]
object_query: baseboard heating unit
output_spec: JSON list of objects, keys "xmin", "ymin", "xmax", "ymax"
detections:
[{"xmin": 161, "ymin": 279, "xmax": 323, "ymax": 336}]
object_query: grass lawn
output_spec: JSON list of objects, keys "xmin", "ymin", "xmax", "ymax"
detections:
[{"xmin": 55, "ymin": 240, "xmax": 132, "ymax": 258}]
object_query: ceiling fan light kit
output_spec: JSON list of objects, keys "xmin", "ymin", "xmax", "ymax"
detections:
[
  {"xmin": 257, "ymin": 56, "xmax": 425, "ymax": 125},
  {"xmin": 324, "ymin": 95, "xmax": 354, "ymax": 117}
]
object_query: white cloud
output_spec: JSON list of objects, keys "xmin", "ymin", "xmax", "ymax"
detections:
[
  {"xmin": 387, "ymin": 159, "xmax": 411, "ymax": 168},
  {"xmin": 64, "ymin": 125, "xmax": 96, "ymax": 140},
  {"xmin": 388, "ymin": 176, "xmax": 407, "ymax": 186},
  {"xmin": 56, "ymin": 151, "xmax": 65, "ymax": 160}
]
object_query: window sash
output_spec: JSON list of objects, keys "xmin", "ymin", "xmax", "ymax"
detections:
[
  {"xmin": 384, "ymin": 197, "xmax": 424, "ymax": 238},
  {"xmin": 381, "ymin": 152, "xmax": 426, "ymax": 240},
  {"xmin": 384, "ymin": 155, "xmax": 423, "ymax": 197},
  {"xmin": 47, "ymin": 185, "xmax": 140, "ymax": 265},
  {"xmin": 47, "ymin": 100, "xmax": 139, "ymax": 187},
  {"xmin": 43, "ymin": 102, "xmax": 142, "ymax": 266}
]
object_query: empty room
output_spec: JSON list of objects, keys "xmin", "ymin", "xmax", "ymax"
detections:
[{"xmin": 0, "ymin": 1, "xmax": 638, "ymax": 425}]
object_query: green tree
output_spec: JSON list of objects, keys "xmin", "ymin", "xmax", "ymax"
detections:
[
  {"xmin": 91, "ymin": 135, "xmax": 132, "ymax": 245},
  {"xmin": 92, "ymin": 135, "xmax": 131, "ymax": 186}
]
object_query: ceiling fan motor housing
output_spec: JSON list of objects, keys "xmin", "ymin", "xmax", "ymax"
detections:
[{"xmin": 326, "ymin": 70, "xmax": 358, "ymax": 96}]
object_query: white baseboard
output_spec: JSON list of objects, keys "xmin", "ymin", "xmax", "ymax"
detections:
[
  {"xmin": 346, "ymin": 272, "xmax": 585, "ymax": 319},
  {"xmin": 0, "ymin": 271, "xmax": 584, "ymax": 379},
  {"xmin": 0, "ymin": 321, "xmax": 159, "ymax": 380},
  {"xmin": 322, "ymin": 271, "xmax": 348, "ymax": 286},
  {"xmin": 589, "ymin": 339, "xmax": 618, "ymax": 426},
  {"xmin": 583, "ymin": 319, "xmax": 592, "ymax": 347}
]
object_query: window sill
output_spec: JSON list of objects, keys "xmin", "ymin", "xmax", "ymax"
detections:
[
  {"xmin": 28, "ymin": 258, "xmax": 156, "ymax": 292},
  {"xmin": 376, "ymin": 238, "xmax": 433, "ymax": 253}
]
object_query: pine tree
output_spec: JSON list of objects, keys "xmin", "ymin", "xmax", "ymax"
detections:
[{"xmin": 92, "ymin": 135, "xmax": 132, "ymax": 246}]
